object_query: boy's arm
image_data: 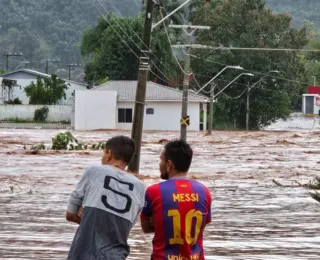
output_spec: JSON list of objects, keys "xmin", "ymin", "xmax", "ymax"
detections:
[
  {"xmin": 140, "ymin": 189, "xmax": 154, "ymax": 233},
  {"xmin": 66, "ymin": 168, "xmax": 91, "ymax": 224},
  {"xmin": 66, "ymin": 210, "xmax": 82, "ymax": 224}
]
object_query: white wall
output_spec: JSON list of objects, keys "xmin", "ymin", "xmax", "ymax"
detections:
[
  {"xmin": 116, "ymin": 101, "xmax": 202, "ymax": 131},
  {"xmin": 6, "ymin": 79, "xmax": 33, "ymax": 104},
  {"xmin": 1, "ymin": 72, "xmax": 87, "ymax": 105},
  {"xmin": 58, "ymin": 82, "xmax": 88, "ymax": 105},
  {"xmin": 74, "ymin": 90, "xmax": 117, "ymax": 131},
  {"xmin": 0, "ymin": 105, "xmax": 71, "ymax": 121}
]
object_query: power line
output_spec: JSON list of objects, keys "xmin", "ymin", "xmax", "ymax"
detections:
[
  {"xmin": 90, "ymin": 0, "xmax": 169, "ymax": 84},
  {"xmin": 97, "ymin": 0, "xmax": 181, "ymax": 80},
  {"xmin": 190, "ymin": 53, "xmax": 312, "ymax": 86},
  {"xmin": 43, "ymin": 59, "xmax": 59, "ymax": 74},
  {"xmin": 159, "ymin": 9, "xmax": 193, "ymax": 76},
  {"xmin": 3, "ymin": 52, "xmax": 22, "ymax": 70},
  {"xmin": 173, "ymin": 44, "xmax": 320, "ymax": 52}
]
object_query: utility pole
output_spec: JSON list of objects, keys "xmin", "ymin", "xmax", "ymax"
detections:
[
  {"xmin": 44, "ymin": 59, "xmax": 59, "ymax": 74},
  {"xmin": 246, "ymin": 84, "xmax": 250, "ymax": 131},
  {"xmin": 66, "ymin": 64, "xmax": 81, "ymax": 80},
  {"xmin": 128, "ymin": 0, "xmax": 154, "ymax": 173},
  {"xmin": 181, "ymin": 29, "xmax": 192, "ymax": 141},
  {"xmin": 3, "ymin": 53, "xmax": 22, "ymax": 71},
  {"xmin": 208, "ymin": 84, "xmax": 215, "ymax": 135},
  {"xmin": 245, "ymin": 70, "xmax": 279, "ymax": 131},
  {"xmin": 170, "ymin": 24, "xmax": 210, "ymax": 141}
]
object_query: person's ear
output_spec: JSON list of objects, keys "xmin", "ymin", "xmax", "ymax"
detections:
[
  {"xmin": 167, "ymin": 160, "xmax": 174, "ymax": 172},
  {"xmin": 106, "ymin": 149, "xmax": 112, "ymax": 161}
]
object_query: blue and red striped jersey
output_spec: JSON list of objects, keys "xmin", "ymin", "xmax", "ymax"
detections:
[{"xmin": 141, "ymin": 177, "xmax": 212, "ymax": 260}]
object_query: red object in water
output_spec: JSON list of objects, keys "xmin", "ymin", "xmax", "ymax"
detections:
[{"xmin": 307, "ymin": 86, "xmax": 320, "ymax": 94}]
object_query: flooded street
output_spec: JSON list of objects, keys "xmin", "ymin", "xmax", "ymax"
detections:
[{"xmin": 0, "ymin": 129, "xmax": 319, "ymax": 259}]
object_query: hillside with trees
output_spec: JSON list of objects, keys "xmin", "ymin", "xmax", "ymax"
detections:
[
  {"xmin": 266, "ymin": 0, "xmax": 320, "ymax": 28},
  {"xmin": 0, "ymin": 0, "xmax": 319, "ymax": 77},
  {"xmin": 0, "ymin": 0, "xmax": 141, "ymax": 77}
]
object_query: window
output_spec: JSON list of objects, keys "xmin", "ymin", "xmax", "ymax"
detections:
[
  {"xmin": 118, "ymin": 108, "xmax": 132, "ymax": 123},
  {"xmin": 146, "ymin": 108, "xmax": 154, "ymax": 115}
]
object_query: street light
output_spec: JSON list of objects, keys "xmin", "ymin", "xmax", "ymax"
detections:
[
  {"xmin": 246, "ymin": 70, "xmax": 280, "ymax": 130},
  {"xmin": 196, "ymin": 65, "xmax": 244, "ymax": 94},
  {"xmin": 74, "ymin": 72, "xmax": 85, "ymax": 81},
  {"xmin": 206, "ymin": 72, "xmax": 253, "ymax": 135},
  {"xmin": 14, "ymin": 61, "xmax": 29, "ymax": 70},
  {"xmin": 213, "ymin": 73, "xmax": 254, "ymax": 98}
]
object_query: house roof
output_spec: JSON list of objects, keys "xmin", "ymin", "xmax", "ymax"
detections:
[
  {"xmin": 0, "ymin": 69, "xmax": 90, "ymax": 87},
  {"xmin": 93, "ymin": 80, "xmax": 209, "ymax": 102},
  {"xmin": 0, "ymin": 69, "xmax": 50, "ymax": 78}
]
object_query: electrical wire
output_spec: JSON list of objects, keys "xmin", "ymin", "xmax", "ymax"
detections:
[
  {"xmin": 97, "ymin": 0, "xmax": 181, "ymax": 80},
  {"xmin": 190, "ymin": 53, "xmax": 312, "ymax": 86},
  {"xmin": 90, "ymin": 0, "xmax": 172, "ymax": 84},
  {"xmin": 159, "ymin": 8, "xmax": 193, "ymax": 76}
]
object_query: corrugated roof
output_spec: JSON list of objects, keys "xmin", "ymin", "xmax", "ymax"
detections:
[
  {"xmin": 0, "ymin": 69, "xmax": 89, "ymax": 87},
  {"xmin": 0, "ymin": 69, "xmax": 50, "ymax": 78},
  {"xmin": 93, "ymin": 80, "xmax": 209, "ymax": 102}
]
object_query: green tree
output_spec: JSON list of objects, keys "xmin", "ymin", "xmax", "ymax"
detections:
[
  {"xmin": 81, "ymin": 13, "xmax": 180, "ymax": 84},
  {"xmin": 300, "ymin": 21, "xmax": 320, "ymax": 87},
  {"xmin": 191, "ymin": 0, "xmax": 308, "ymax": 129},
  {"xmin": 0, "ymin": 0, "xmax": 142, "ymax": 73},
  {"xmin": 0, "ymin": 0, "xmax": 319, "ymax": 74},
  {"xmin": 24, "ymin": 75, "xmax": 69, "ymax": 104}
]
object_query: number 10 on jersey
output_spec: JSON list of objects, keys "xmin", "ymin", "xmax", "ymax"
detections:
[{"xmin": 168, "ymin": 209, "xmax": 203, "ymax": 245}]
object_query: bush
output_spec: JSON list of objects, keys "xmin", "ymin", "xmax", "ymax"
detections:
[
  {"xmin": 34, "ymin": 106, "xmax": 49, "ymax": 122},
  {"xmin": 31, "ymin": 144, "xmax": 46, "ymax": 150},
  {"xmin": 4, "ymin": 98, "xmax": 22, "ymax": 105},
  {"xmin": 52, "ymin": 131, "xmax": 79, "ymax": 150},
  {"xmin": 308, "ymin": 176, "xmax": 320, "ymax": 203}
]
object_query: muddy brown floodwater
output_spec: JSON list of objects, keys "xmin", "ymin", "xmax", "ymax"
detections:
[{"xmin": 0, "ymin": 129, "xmax": 319, "ymax": 260}]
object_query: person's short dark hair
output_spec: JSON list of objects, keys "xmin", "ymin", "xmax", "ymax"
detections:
[
  {"xmin": 105, "ymin": 136, "xmax": 135, "ymax": 164},
  {"xmin": 164, "ymin": 139, "xmax": 193, "ymax": 172}
]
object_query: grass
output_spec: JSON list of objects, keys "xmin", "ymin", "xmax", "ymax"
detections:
[{"xmin": 1, "ymin": 117, "xmax": 70, "ymax": 124}]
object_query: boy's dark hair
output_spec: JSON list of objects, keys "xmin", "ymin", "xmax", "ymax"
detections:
[
  {"xmin": 105, "ymin": 136, "xmax": 135, "ymax": 164},
  {"xmin": 164, "ymin": 139, "xmax": 193, "ymax": 172}
]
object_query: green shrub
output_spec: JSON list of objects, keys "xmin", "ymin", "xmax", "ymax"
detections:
[
  {"xmin": 31, "ymin": 144, "xmax": 46, "ymax": 150},
  {"xmin": 34, "ymin": 106, "xmax": 49, "ymax": 122},
  {"xmin": 52, "ymin": 131, "xmax": 79, "ymax": 150},
  {"xmin": 4, "ymin": 98, "xmax": 22, "ymax": 105}
]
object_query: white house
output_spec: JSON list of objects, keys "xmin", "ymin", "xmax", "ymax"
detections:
[
  {"xmin": 73, "ymin": 80, "xmax": 209, "ymax": 131},
  {"xmin": 0, "ymin": 69, "xmax": 90, "ymax": 105}
]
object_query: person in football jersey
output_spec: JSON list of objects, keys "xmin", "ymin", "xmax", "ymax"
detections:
[
  {"xmin": 140, "ymin": 140, "xmax": 212, "ymax": 260},
  {"xmin": 66, "ymin": 136, "xmax": 146, "ymax": 260}
]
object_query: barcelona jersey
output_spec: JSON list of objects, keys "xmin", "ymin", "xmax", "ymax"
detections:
[{"xmin": 141, "ymin": 177, "xmax": 212, "ymax": 260}]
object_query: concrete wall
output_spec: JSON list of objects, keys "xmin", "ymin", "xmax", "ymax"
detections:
[
  {"xmin": 1, "ymin": 71, "xmax": 88, "ymax": 105},
  {"xmin": 59, "ymin": 81, "xmax": 88, "ymax": 105},
  {"xmin": 116, "ymin": 101, "xmax": 202, "ymax": 131},
  {"xmin": 0, "ymin": 105, "xmax": 71, "ymax": 121},
  {"xmin": 74, "ymin": 90, "xmax": 117, "ymax": 131}
]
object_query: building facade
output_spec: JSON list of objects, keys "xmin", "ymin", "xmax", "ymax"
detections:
[{"xmin": 73, "ymin": 81, "xmax": 209, "ymax": 131}]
